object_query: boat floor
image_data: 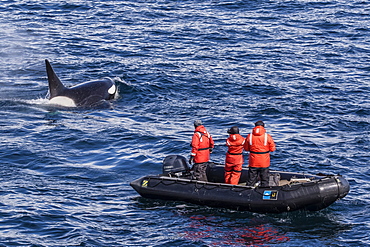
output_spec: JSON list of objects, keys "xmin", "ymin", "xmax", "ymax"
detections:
[{"xmin": 238, "ymin": 179, "xmax": 308, "ymax": 187}]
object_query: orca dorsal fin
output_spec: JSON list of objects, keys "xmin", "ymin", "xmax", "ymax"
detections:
[{"xmin": 45, "ymin": 59, "xmax": 66, "ymax": 99}]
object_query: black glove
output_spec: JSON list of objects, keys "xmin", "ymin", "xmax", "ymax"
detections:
[
  {"xmin": 209, "ymin": 148, "xmax": 213, "ymax": 153},
  {"xmin": 189, "ymin": 156, "xmax": 194, "ymax": 165}
]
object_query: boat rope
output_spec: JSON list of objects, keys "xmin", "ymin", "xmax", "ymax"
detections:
[
  {"xmin": 146, "ymin": 177, "xmax": 323, "ymax": 194},
  {"xmin": 148, "ymin": 177, "xmax": 255, "ymax": 192}
]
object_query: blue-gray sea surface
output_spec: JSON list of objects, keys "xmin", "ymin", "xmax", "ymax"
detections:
[{"xmin": 0, "ymin": 0, "xmax": 369, "ymax": 246}]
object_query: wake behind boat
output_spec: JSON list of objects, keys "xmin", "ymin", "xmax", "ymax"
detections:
[{"xmin": 130, "ymin": 155, "xmax": 350, "ymax": 213}]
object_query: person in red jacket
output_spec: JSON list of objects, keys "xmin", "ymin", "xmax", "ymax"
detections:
[
  {"xmin": 189, "ymin": 120, "xmax": 215, "ymax": 181},
  {"xmin": 244, "ymin": 121, "xmax": 276, "ymax": 187},
  {"xmin": 224, "ymin": 126, "xmax": 245, "ymax": 185}
]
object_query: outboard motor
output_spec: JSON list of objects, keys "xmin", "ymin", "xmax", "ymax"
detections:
[{"xmin": 162, "ymin": 155, "xmax": 190, "ymax": 177}]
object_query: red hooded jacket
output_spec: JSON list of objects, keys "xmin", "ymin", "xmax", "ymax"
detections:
[
  {"xmin": 244, "ymin": 126, "xmax": 276, "ymax": 168},
  {"xmin": 191, "ymin": 125, "xmax": 215, "ymax": 163},
  {"xmin": 225, "ymin": 134, "xmax": 245, "ymax": 165}
]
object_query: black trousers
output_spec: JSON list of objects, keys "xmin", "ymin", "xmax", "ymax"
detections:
[
  {"xmin": 192, "ymin": 162, "xmax": 208, "ymax": 182},
  {"xmin": 246, "ymin": 167, "xmax": 269, "ymax": 187}
]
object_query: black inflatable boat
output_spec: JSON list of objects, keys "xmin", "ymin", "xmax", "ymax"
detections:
[{"xmin": 130, "ymin": 155, "xmax": 350, "ymax": 213}]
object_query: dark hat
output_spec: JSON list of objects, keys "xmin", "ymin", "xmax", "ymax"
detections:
[
  {"xmin": 194, "ymin": 120, "xmax": 203, "ymax": 127},
  {"xmin": 255, "ymin": 120, "xmax": 265, "ymax": 127},
  {"xmin": 227, "ymin": 126, "xmax": 239, "ymax": 134}
]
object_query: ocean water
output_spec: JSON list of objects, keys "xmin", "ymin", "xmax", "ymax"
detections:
[{"xmin": 0, "ymin": 0, "xmax": 369, "ymax": 246}]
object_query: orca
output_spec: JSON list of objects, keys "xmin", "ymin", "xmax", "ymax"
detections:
[{"xmin": 45, "ymin": 59, "xmax": 117, "ymax": 107}]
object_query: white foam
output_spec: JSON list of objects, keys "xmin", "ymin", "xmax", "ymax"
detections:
[{"xmin": 27, "ymin": 98, "xmax": 50, "ymax": 105}]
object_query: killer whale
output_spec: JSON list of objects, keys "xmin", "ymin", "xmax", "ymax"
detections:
[{"xmin": 45, "ymin": 59, "xmax": 117, "ymax": 107}]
